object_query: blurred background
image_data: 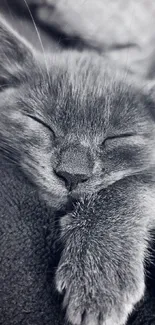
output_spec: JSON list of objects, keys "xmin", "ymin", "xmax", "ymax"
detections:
[{"xmin": 1, "ymin": 0, "xmax": 155, "ymax": 80}]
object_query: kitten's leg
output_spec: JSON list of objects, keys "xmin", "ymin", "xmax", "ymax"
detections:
[{"xmin": 56, "ymin": 174, "xmax": 155, "ymax": 325}]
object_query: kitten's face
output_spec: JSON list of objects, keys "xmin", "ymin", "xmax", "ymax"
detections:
[{"xmin": 0, "ymin": 19, "xmax": 155, "ymax": 208}]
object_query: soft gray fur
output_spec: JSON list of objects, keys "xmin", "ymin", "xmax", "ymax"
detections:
[{"xmin": 0, "ymin": 17, "xmax": 155, "ymax": 325}]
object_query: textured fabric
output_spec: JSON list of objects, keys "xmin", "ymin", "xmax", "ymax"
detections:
[
  {"xmin": 3, "ymin": 0, "xmax": 155, "ymax": 78},
  {"xmin": 33, "ymin": 0, "xmax": 155, "ymax": 78},
  {"xmin": 0, "ymin": 154, "xmax": 66, "ymax": 325}
]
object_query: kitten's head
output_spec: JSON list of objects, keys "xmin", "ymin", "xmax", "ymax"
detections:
[{"xmin": 0, "ymin": 17, "xmax": 155, "ymax": 208}]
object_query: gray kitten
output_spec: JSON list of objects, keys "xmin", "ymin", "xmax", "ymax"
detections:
[{"xmin": 0, "ymin": 17, "xmax": 155, "ymax": 325}]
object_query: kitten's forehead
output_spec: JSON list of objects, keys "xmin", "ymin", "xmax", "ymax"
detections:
[
  {"xmin": 46, "ymin": 55, "xmax": 150, "ymax": 134},
  {"xmin": 19, "ymin": 52, "xmax": 153, "ymax": 138}
]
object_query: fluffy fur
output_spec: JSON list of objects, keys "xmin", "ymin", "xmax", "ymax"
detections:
[{"xmin": 0, "ymin": 17, "xmax": 155, "ymax": 325}]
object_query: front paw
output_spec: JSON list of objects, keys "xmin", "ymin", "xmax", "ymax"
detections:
[{"xmin": 56, "ymin": 260, "xmax": 144, "ymax": 325}]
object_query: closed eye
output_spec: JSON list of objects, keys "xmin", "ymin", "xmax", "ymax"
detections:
[
  {"xmin": 106, "ymin": 133, "xmax": 135, "ymax": 141},
  {"xmin": 101, "ymin": 133, "xmax": 136, "ymax": 147},
  {"xmin": 26, "ymin": 114, "xmax": 55, "ymax": 137}
]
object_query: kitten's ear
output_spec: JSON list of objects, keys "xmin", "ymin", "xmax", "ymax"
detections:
[{"xmin": 0, "ymin": 16, "xmax": 34, "ymax": 86}]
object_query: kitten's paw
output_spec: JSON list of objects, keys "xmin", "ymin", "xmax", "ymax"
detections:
[{"xmin": 56, "ymin": 262, "xmax": 144, "ymax": 325}]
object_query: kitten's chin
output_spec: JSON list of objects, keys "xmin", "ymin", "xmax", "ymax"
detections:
[{"xmin": 70, "ymin": 182, "xmax": 103, "ymax": 198}]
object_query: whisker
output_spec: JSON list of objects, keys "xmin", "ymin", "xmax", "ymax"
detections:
[{"xmin": 23, "ymin": 0, "xmax": 51, "ymax": 86}]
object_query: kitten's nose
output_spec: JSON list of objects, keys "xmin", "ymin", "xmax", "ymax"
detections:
[
  {"xmin": 55, "ymin": 144, "xmax": 93, "ymax": 191},
  {"xmin": 55, "ymin": 169, "xmax": 89, "ymax": 191}
]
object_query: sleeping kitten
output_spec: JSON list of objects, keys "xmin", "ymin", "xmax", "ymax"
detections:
[{"xmin": 0, "ymin": 17, "xmax": 155, "ymax": 325}]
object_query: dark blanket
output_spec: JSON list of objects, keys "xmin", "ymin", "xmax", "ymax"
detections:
[
  {"xmin": 0, "ymin": 1, "xmax": 155, "ymax": 324},
  {"xmin": 0, "ymin": 154, "xmax": 66, "ymax": 325}
]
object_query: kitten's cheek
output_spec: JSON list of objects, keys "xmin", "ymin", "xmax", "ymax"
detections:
[{"xmin": 40, "ymin": 191, "xmax": 68, "ymax": 209}]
